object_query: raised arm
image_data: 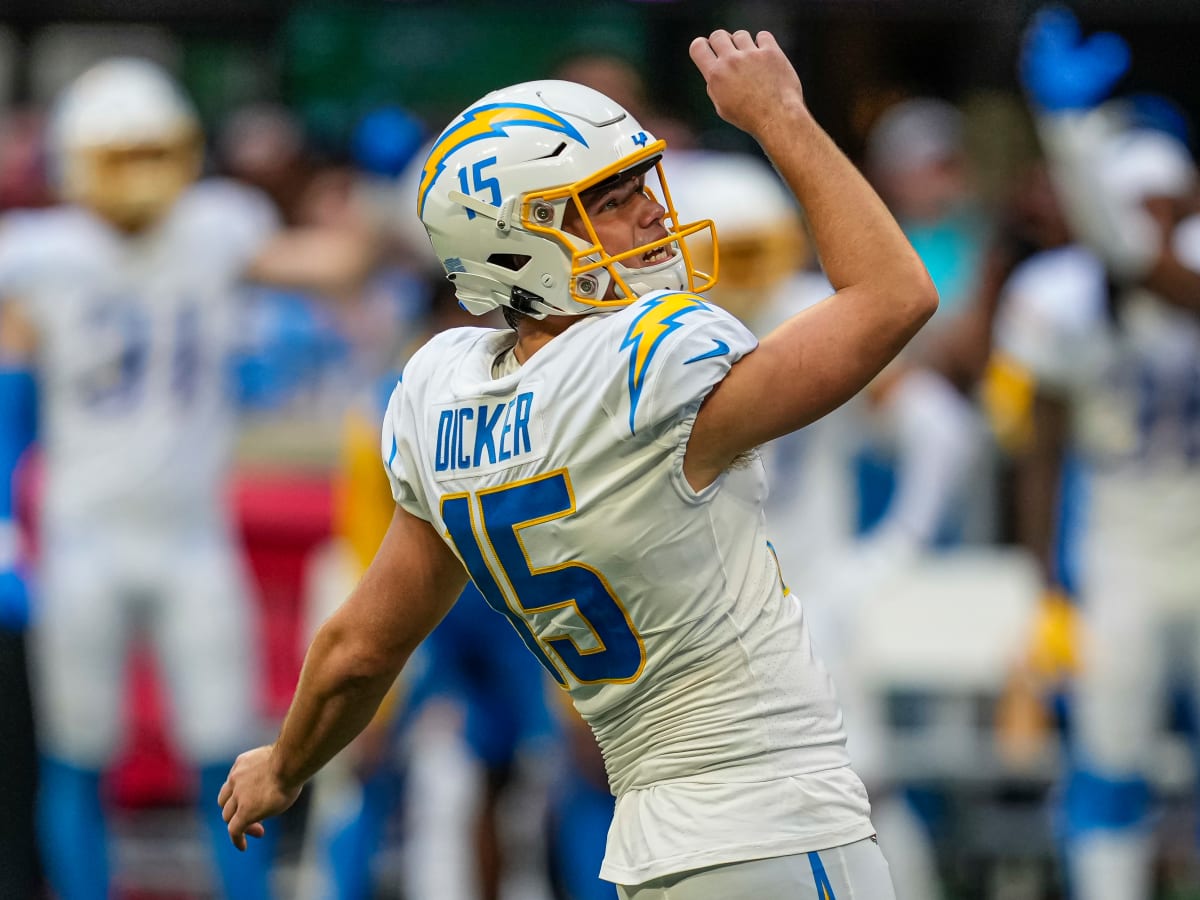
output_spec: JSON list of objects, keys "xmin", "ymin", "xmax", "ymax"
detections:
[
  {"xmin": 685, "ymin": 30, "xmax": 937, "ymax": 490},
  {"xmin": 218, "ymin": 505, "xmax": 467, "ymax": 850}
]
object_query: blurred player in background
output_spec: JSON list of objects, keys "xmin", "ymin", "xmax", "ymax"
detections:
[
  {"xmin": 0, "ymin": 57, "xmax": 372, "ymax": 899},
  {"xmin": 667, "ymin": 148, "xmax": 975, "ymax": 900},
  {"xmin": 1002, "ymin": 9, "xmax": 1200, "ymax": 899},
  {"xmin": 865, "ymin": 97, "xmax": 991, "ymax": 326},
  {"xmin": 220, "ymin": 29, "xmax": 938, "ymax": 898},
  {"xmin": 862, "ymin": 95, "xmax": 998, "ymax": 540}
]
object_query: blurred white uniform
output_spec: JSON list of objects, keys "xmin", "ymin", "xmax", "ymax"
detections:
[
  {"xmin": 758, "ymin": 273, "xmax": 978, "ymax": 727},
  {"xmin": 757, "ymin": 271, "xmax": 975, "ymax": 900},
  {"xmin": 0, "ymin": 179, "xmax": 279, "ymax": 766},
  {"xmin": 382, "ymin": 290, "xmax": 876, "ymax": 886},
  {"xmin": 995, "ymin": 241, "xmax": 1200, "ymax": 775}
]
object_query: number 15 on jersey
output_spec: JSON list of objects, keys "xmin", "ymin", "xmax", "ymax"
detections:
[{"xmin": 441, "ymin": 469, "xmax": 646, "ymax": 686}]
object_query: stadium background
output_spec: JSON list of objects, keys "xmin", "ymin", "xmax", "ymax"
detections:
[{"xmin": 2, "ymin": 1, "xmax": 1199, "ymax": 898}]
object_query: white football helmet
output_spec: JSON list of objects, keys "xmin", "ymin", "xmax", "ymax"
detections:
[
  {"xmin": 49, "ymin": 58, "xmax": 201, "ymax": 231},
  {"xmin": 417, "ymin": 80, "xmax": 717, "ymax": 318}
]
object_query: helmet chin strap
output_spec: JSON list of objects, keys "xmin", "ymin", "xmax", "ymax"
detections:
[{"xmin": 613, "ymin": 248, "xmax": 690, "ymax": 298}]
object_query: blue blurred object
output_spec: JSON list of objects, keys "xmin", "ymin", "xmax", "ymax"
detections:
[
  {"xmin": 409, "ymin": 583, "xmax": 558, "ymax": 770},
  {"xmin": 38, "ymin": 757, "xmax": 110, "ymax": 900},
  {"xmin": 0, "ymin": 366, "xmax": 36, "ymax": 632},
  {"xmin": 232, "ymin": 288, "xmax": 349, "ymax": 412},
  {"xmin": 0, "ymin": 367, "xmax": 35, "ymax": 515},
  {"xmin": 352, "ymin": 106, "xmax": 425, "ymax": 179},
  {"xmin": 0, "ymin": 570, "xmax": 30, "ymax": 632},
  {"xmin": 199, "ymin": 762, "xmax": 274, "ymax": 900},
  {"xmin": 549, "ymin": 773, "xmax": 617, "ymax": 900},
  {"xmin": 1059, "ymin": 766, "xmax": 1151, "ymax": 839},
  {"xmin": 1124, "ymin": 92, "xmax": 1194, "ymax": 151},
  {"xmin": 1020, "ymin": 6, "xmax": 1131, "ymax": 113}
]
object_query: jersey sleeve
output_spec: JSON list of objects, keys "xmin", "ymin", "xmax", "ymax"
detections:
[
  {"xmin": 613, "ymin": 292, "xmax": 758, "ymax": 439},
  {"xmin": 993, "ymin": 247, "xmax": 1108, "ymax": 394},
  {"xmin": 380, "ymin": 376, "xmax": 434, "ymax": 522}
]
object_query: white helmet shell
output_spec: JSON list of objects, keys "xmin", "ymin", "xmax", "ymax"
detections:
[
  {"xmin": 1096, "ymin": 128, "xmax": 1196, "ymax": 204},
  {"xmin": 50, "ymin": 58, "xmax": 201, "ymax": 229},
  {"xmin": 52, "ymin": 57, "xmax": 198, "ymax": 152},
  {"xmin": 416, "ymin": 80, "xmax": 716, "ymax": 318}
]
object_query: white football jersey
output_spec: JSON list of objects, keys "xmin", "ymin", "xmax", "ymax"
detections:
[
  {"xmin": 995, "ymin": 244, "xmax": 1200, "ymax": 579},
  {"xmin": 0, "ymin": 180, "xmax": 279, "ymax": 532},
  {"xmin": 382, "ymin": 290, "xmax": 874, "ymax": 882}
]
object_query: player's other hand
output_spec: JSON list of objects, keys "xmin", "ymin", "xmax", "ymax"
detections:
[
  {"xmin": 217, "ymin": 745, "xmax": 302, "ymax": 851},
  {"xmin": 688, "ymin": 30, "xmax": 807, "ymax": 139},
  {"xmin": 1019, "ymin": 6, "xmax": 1130, "ymax": 113}
]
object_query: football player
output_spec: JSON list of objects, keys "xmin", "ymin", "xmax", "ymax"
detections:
[
  {"xmin": 1008, "ymin": 10, "xmax": 1200, "ymax": 899},
  {"xmin": 0, "ymin": 57, "xmax": 371, "ymax": 899},
  {"xmin": 220, "ymin": 30, "xmax": 937, "ymax": 898}
]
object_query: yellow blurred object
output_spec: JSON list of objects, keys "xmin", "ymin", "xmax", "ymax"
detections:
[
  {"xmin": 994, "ymin": 589, "xmax": 1080, "ymax": 768},
  {"xmin": 684, "ymin": 223, "xmax": 807, "ymax": 324},
  {"xmin": 665, "ymin": 152, "xmax": 808, "ymax": 324},
  {"xmin": 334, "ymin": 407, "xmax": 396, "ymax": 573},
  {"xmin": 981, "ymin": 352, "xmax": 1036, "ymax": 452},
  {"xmin": 1027, "ymin": 589, "xmax": 1080, "ymax": 679},
  {"xmin": 66, "ymin": 138, "xmax": 202, "ymax": 232}
]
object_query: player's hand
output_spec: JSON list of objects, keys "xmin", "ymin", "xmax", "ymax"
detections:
[
  {"xmin": 217, "ymin": 745, "xmax": 303, "ymax": 851},
  {"xmin": 1019, "ymin": 6, "xmax": 1130, "ymax": 113},
  {"xmin": 688, "ymin": 30, "xmax": 807, "ymax": 139}
]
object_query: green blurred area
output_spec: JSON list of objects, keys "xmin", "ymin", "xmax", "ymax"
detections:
[{"xmin": 185, "ymin": 2, "xmax": 650, "ymax": 149}]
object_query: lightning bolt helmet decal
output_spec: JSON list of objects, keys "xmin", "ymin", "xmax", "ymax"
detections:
[{"xmin": 417, "ymin": 103, "xmax": 588, "ymax": 218}]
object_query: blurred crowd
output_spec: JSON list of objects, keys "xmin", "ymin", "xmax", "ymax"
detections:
[{"xmin": 1, "ymin": 7, "xmax": 1198, "ymax": 900}]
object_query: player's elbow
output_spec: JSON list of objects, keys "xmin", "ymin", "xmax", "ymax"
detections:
[
  {"xmin": 313, "ymin": 617, "xmax": 404, "ymax": 690},
  {"xmin": 862, "ymin": 260, "xmax": 938, "ymax": 345},
  {"xmin": 900, "ymin": 262, "xmax": 939, "ymax": 327}
]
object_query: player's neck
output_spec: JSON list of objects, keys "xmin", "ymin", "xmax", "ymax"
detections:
[{"xmin": 513, "ymin": 314, "xmax": 578, "ymax": 365}]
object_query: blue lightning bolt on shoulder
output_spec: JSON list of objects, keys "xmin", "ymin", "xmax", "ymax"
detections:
[{"xmin": 620, "ymin": 293, "xmax": 709, "ymax": 434}]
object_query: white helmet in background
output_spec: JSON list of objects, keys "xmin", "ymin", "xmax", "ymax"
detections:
[
  {"xmin": 1096, "ymin": 127, "xmax": 1196, "ymax": 205},
  {"xmin": 50, "ymin": 57, "xmax": 201, "ymax": 231},
  {"xmin": 664, "ymin": 151, "xmax": 807, "ymax": 324},
  {"xmin": 1093, "ymin": 126, "xmax": 1197, "ymax": 278},
  {"xmin": 417, "ymin": 80, "xmax": 716, "ymax": 319}
]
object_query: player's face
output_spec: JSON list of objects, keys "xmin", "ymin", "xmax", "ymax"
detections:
[
  {"xmin": 75, "ymin": 140, "xmax": 199, "ymax": 232},
  {"xmin": 562, "ymin": 172, "xmax": 676, "ymax": 298}
]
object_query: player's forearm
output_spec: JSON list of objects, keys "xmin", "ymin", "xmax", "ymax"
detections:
[
  {"xmin": 268, "ymin": 617, "xmax": 404, "ymax": 791},
  {"xmin": 247, "ymin": 228, "xmax": 376, "ymax": 298},
  {"xmin": 756, "ymin": 107, "xmax": 936, "ymax": 325}
]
